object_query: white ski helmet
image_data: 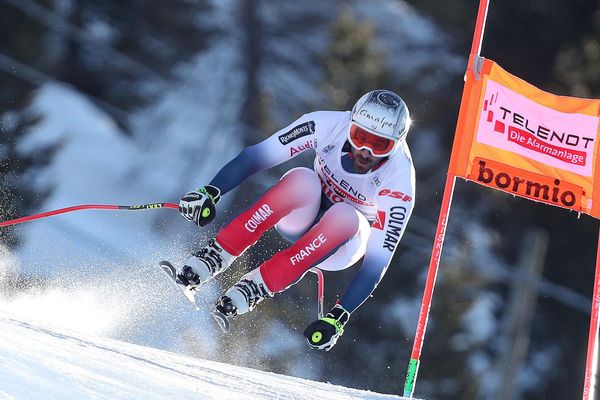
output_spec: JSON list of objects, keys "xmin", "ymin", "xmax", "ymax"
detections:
[{"xmin": 349, "ymin": 89, "xmax": 411, "ymax": 157}]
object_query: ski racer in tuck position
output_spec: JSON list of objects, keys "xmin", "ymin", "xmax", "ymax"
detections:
[{"xmin": 175, "ymin": 89, "xmax": 415, "ymax": 351}]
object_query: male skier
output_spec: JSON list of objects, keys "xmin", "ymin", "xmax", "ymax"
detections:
[{"xmin": 175, "ymin": 89, "xmax": 415, "ymax": 351}]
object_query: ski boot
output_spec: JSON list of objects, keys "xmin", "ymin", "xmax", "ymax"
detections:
[
  {"xmin": 178, "ymin": 238, "xmax": 236, "ymax": 289},
  {"xmin": 211, "ymin": 268, "xmax": 273, "ymax": 332}
]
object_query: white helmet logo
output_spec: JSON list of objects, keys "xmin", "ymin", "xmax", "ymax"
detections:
[
  {"xmin": 357, "ymin": 108, "xmax": 396, "ymax": 132},
  {"xmin": 349, "ymin": 89, "xmax": 411, "ymax": 156}
]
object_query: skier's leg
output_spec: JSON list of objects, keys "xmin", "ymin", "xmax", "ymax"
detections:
[
  {"xmin": 261, "ymin": 203, "xmax": 363, "ymax": 292},
  {"xmin": 216, "ymin": 167, "xmax": 322, "ymax": 255},
  {"xmin": 217, "ymin": 202, "xmax": 364, "ymax": 315},
  {"xmin": 180, "ymin": 167, "xmax": 321, "ymax": 287},
  {"xmin": 214, "ymin": 268, "xmax": 273, "ymax": 317},
  {"xmin": 310, "ymin": 209, "xmax": 371, "ymax": 272},
  {"xmin": 274, "ymin": 170, "xmax": 322, "ymax": 242},
  {"xmin": 177, "ymin": 238, "xmax": 236, "ymax": 287}
]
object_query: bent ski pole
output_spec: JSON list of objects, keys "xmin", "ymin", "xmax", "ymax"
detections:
[
  {"xmin": 309, "ymin": 268, "xmax": 325, "ymax": 318},
  {"xmin": 0, "ymin": 202, "xmax": 179, "ymax": 228}
]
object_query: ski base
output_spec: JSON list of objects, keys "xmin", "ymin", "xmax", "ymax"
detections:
[{"xmin": 158, "ymin": 260, "xmax": 199, "ymax": 310}]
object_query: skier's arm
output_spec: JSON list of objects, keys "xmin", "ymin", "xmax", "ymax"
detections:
[
  {"xmin": 304, "ymin": 179, "xmax": 415, "ymax": 351},
  {"xmin": 339, "ymin": 177, "xmax": 415, "ymax": 313},
  {"xmin": 208, "ymin": 114, "xmax": 319, "ymax": 195},
  {"xmin": 181, "ymin": 111, "xmax": 342, "ymax": 227}
]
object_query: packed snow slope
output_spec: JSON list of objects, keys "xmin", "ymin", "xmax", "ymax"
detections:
[{"xmin": 0, "ymin": 310, "xmax": 413, "ymax": 400}]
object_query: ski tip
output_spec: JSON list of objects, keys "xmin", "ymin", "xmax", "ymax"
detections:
[
  {"xmin": 158, "ymin": 260, "xmax": 177, "ymax": 282},
  {"xmin": 158, "ymin": 260, "xmax": 175, "ymax": 275},
  {"xmin": 210, "ymin": 310, "xmax": 230, "ymax": 333}
]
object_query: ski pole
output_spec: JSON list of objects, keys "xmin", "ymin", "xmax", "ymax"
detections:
[
  {"xmin": 0, "ymin": 202, "xmax": 179, "ymax": 228},
  {"xmin": 310, "ymin": 268, "xmax": 324, "ymax": 318}
]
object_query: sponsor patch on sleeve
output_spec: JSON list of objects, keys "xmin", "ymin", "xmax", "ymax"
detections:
[{"xmin": 278, "ymin": 121, "xmax": 315, "ymax": 145}]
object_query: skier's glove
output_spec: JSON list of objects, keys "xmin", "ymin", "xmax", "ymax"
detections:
[
  {"xmin": 303, "ymin": 303, "xmax": 350, "ymax": 351},
  {"xmin": 179, "ymin": 185, "xmax": 221, "ymax": 227}
]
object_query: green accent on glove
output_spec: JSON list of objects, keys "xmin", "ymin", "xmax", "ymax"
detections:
[
  {"xmin": 321, "ymin": 317, "xmax": 345, "ymax": 335},
  {"xmin": 202, "ymin": 208, "xmax": 211, "ymax": 218},
  {"xmin": 311, "ymin": 331, "xmax": 323, "ymax": 343},
  {"xmin": 198, "ymin": 185, "xmax": 221, "ymax": 204},
  {"xmin": 198, "ymin": 187, "xmax": 213, "ymax": 201}
]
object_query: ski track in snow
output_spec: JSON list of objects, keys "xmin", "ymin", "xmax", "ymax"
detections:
[{"xmin": 0, "ymin": 310, "xmax": 415, "ymax": 400}]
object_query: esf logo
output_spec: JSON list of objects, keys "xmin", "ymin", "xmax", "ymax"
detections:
[{"xmin": 378, "ymin": 189, "xmax": 412, "ymax": 202}]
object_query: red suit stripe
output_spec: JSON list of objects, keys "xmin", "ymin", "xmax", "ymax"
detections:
[
  {"xmin": 260, "ymin": 203, "xmax": 360, "ymax": 293},
  {"xmin": 216, "ymin": 168, "xmax": 320, "ymax": 256}
]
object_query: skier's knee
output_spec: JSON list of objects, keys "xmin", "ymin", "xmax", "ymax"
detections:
[
  {"xmin": 279, "ymin": 167, "xmax": 321, "ymax": 197},
  {"xmin": 323, "ymin": 202, "xmax": 361, "ymax": 234}
]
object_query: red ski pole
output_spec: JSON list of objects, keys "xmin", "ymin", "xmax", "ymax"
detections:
[
  {"xmin": 309, "ymin": 268, "xmax": 325, "ymax": 319},
  {"xmin": 0, "ymin": 202, "xmax": 179, "ymax": 228}
]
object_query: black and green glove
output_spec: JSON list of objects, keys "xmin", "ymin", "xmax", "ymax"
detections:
[
  {"xmin": 179, "ymin": 185, "xmax": 221, "ymax": 227},
  {"xmin": 303, "ymin": 303, "xmax": 350, "ymax": 351}
]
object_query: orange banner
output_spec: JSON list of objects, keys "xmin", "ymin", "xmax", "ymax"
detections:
[{"xmin": 449, "ymin": 57, "xmax": 600, "ymax": 217}]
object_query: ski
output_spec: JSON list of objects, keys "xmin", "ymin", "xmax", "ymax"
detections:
[
  {"xmin": 158, "ymin": 260, "xmax": 231, "ymax": 333},
  {"xmin": 210, "ymin": 309, "xmax": 230, "ymax": 333},
  {"xmin": 158, "ymin": 260, "xmax": 200, "ymax": 310}
]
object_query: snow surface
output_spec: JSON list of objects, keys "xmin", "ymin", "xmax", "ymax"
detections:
[{"xmin": 0, "ymin": 309, "xmax": 413, "ymax": 400}]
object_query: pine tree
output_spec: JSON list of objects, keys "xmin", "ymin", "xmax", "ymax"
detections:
[
  {"xmin": 0, "ymin": 1, "xmax": 55, "ymax": 249},
  {"xmin": 553, "ymin": 7, "xmax": 600, "ymax": 98},
  {"xmin": 321, "ymin": 6, "xmax": 387, "ymax": 110}
]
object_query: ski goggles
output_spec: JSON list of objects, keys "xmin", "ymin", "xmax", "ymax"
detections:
[{"xmin": 349, "ymin": 124, "xmax": 396, "ymax": 157}]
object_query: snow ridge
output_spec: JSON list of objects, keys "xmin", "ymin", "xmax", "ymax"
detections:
[{"xmin": 0, "ymin": 310, "xmax": 413, "ymax": 400}]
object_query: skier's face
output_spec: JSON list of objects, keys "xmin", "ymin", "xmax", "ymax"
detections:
[{"xmin": 350, "ymin": 147, "xmax": 385, "ymax": 173}]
